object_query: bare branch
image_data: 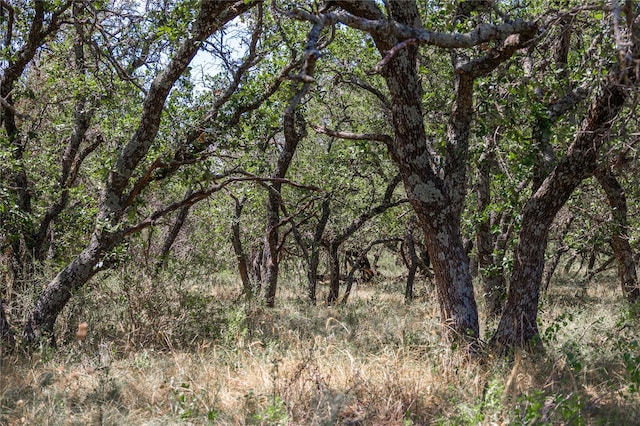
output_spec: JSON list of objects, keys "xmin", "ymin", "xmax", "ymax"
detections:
[
  {"xmin": 312, "ymin": 125, "xmax": 393, "ymax": 145},
  {"xmin": 370, "ymin": 38, "xmax": 418, "ymax": 74},
  {"xmin": 0, "ymin": 94, "xmax": 29, "ymax": 119},
  {"xmin": 324, "ymin": 10, "xmax": 537, "ymax": 49}
]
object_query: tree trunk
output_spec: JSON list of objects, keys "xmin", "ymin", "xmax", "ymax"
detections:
[
  {"xmin": 404, "ymin": 220, "xmax": 418, "ymax": 304},
  {"xmin": 331, "ymin": 0, "xmax": 536, "ymax": 345},
  {"xmin": 230, "ymin": 196, "xmax": 252, "ymax": 298},
  {"xmin": 492, "ymin": 72, "xmax": 629, "ymax": 353},
  {"xmin": 327, "ymin": 242, "xmax": 340, "ymax": 305},
  {"xmin": 263, "ymin": 188, "xmax": 282, "ymax": 307},
  {"xmin": 156, "ymin": 189, "xmax": 192, "ymax": 273},
  {"xmin": 263, "ymin": 12, "xmax": 320, "ymax": 306},
  {"xmin": 335, "ymin": 0, "xmax": 478, "ymax": 341},
  {"xmin": 0, "ymin": 294, "xmax": 14, "ymax": 352},
  {"xmin": 307, "ymin": 197, "xmax": 331, "ymax": 304},
  {"xmin": 23, "ymin": 236, "xmax": 104, "ymax": 344},
  {"xmin": 595, "ymin": 167, "xmax": 640, "ymax": 303}
]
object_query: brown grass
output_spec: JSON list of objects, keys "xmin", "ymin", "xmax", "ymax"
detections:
[{"xmin": 1, "ymin": 265, "xmax": 639, "ymax": 425}]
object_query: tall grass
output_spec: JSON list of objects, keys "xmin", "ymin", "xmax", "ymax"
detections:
[{"xmin": 1, "ymin": 262, "xmax": 639, "ymax": 425}]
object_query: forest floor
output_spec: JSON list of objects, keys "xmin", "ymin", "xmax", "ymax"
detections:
[{"xmin": 1, "ymin": 263, "xmax": 639, "ymax": 425}]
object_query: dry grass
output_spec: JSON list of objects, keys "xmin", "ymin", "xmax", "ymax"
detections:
[{"xmin": 1, "ymin": 265, "xmax": 639, "ymax": 425}]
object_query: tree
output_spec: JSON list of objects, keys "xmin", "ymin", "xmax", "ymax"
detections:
[
  {"xmin": 288, "ymin": 0, "xmax": 536, "ymax": 344},
  {"xmin": 22, "ymin": 0, "xmax": 259, "ymax": 344},
  {"xmin": 492, "ymin": 47, "xmax": 640, "ymax": 352}
]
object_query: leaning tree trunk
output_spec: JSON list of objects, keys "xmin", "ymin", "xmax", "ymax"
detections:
[
  {"xmin": 156, "ymin": 189, "xmax": 192, "ymax": 274},
  {"xmin": 595, "ymin": 167, "xmax": 640, "ymax": 303},
  {"xmin": 492, "ymin": 70, "xmax": 630, "ymax": 353},
  {"xmin": 333, "ymin": 0, "xmax": 536, "ymax": 344},
  {"xmin": 354, "ymin": 1, "xmax": 479, "ymax": 341},
  {"xmin": 23, "ymin": 235, "xmax": 106, "ymax": 343}
]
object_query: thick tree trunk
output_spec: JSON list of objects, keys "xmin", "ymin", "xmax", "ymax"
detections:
[
  {"xmin": 595, "ymin": 168, "xmax": 640, "ymax": 303},
  {"xmin": 423, "ymin": 216, "xmax": 479, "ymax": 339},
  {"xmin": 492, "ymin": 73, "xmax": 629, "ymax": 353},
  {"xmin": 330, "ymin": 0, "xmax": 536, "ymax": 344},
  {"xmin": 335, "ymin": 0, "xmax": 476, "ymax": 341}
]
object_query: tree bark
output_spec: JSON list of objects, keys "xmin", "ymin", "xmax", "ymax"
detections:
[
  {"xmin": 335, "ymin": 0, "xmax": 478, "ymax": 338},
  {"xmin": 331, "ymin": 0, "xmax": 535, "ymax": 344},
  {"xmin": 23, "ymin": 235, "xmax": 106, "ymax": 343},
  {"xmin": 1, "ymin": 2, "xmax": 70, "ymax": 281},
  {"xmin": 595, "ymin": 167, "xmax": 640, "ymax": 303},
  {"xmin": 263, "ymin": 13, "xmax": 322, "ymax": 307}
]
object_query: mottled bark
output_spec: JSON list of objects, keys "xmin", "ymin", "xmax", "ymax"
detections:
[
  {"xmin": 595, "ymin": 167, "xmax": 640, "ymax": 303},
  {"xmin": 24, "ymin": 235, "xmax": 105, "ymax": 343},
  {"xmin": 336, "ymin": 1, "xmax": 473, "ymax": 327},
  {"xmin": 492, "ymin": 72, "xmax": 630, "ymax": 353}
]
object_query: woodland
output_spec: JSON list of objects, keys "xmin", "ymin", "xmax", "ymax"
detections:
[{"xmin": 1, "ymin": 0, "xmax": 640, "ymax": 424}]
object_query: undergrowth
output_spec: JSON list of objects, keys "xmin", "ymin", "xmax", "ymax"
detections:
[{"xmin": 1, "ymin": 263, "xmax": 639, "ymax": 425}]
